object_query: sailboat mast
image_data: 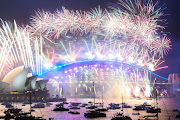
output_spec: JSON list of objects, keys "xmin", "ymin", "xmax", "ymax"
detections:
[
  {"xmin": 30, "ymin": 80, "xmax": 32, "ymax": 115},
  {"xmin": 102, "ymin": 92, "xmax": 103, "ymax": 108},
  {"xmin": 122, "ymin": 94, "xmax": 123, "ymax": 113},
  {"xmin": 156, "ymin": 88, "xmax": 158, "ymax": 120},
  {"xmin": 75, "ymin": 89, "xmax": 76, "ymax": 100},
  {"xmin": 93, "ymin": 82, "xmax": 95, "ymax": 107},
  {"xmin": 59, "ymin": 83, "xmax": 61, "ymax": 98},
  {"xmin": 62, "ymin": 85, "xmax": 63, "ymax": 98}
]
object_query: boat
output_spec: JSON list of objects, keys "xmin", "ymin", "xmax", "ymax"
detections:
[
  {"xmin": 109, "ymin": 103, "xmax": 120, "ymax": 106},
  {"xmin": 133, "ymin": 105, "xmax": 148, "ymax": 110},
  {"xmin": 68, "ymin": 111, "xmax": 80, "ymax": 114},
  {"xmin": 142, "ymin": 113, "xmax": 158, "ymax": 119},
  {"xmin": 4, "ymin": 108, "xmax": 22, "ymax": 114},
  {"xmin": 88, "ymin": 101, "xmax": 92, "ymax": 104},
  {"xmin": 95, "ymin": 102, "xmax": 103, "ymax": 105},
  {"xmin": 147, "ymin": 98, "xmax": 153, "ymax": 100},
  {"xmin": 111, "ymin": 94, "xmax": 132, "ymax": 120},
  {"xmin": 142, "ymin": 102, "xmax": 151, "ymax": 107},
  {"xmin": 108, "ymin": 106, "xmax": 120, "ymax": 109},
  {"xmin": 23, "ymin": 101, "xmax": 32, "ymax": 104},
  {"xmin": 56, "ymin": 102, "xmax": 64, "ymax": 107},
  {"xmin": 122, "ymin": 103, "xmax": 132, "ymax": 108},
  {"xmin": 5, "ymin": 103, "xmax": 14, "ymax": 108},
  {"xmin": 31, "ymin": 103, "xmax": 45, "ymax": 108},
  {"xmin": 63, "ymin": 101, "xmax": 69, "ymax": 104},
  {"xmin": 84, "ymin": 110, "xmax": 106, "ymax": 118},
  {"xmin": 132, "ymin": 112, "xmax": 140, "ymax": 115},
  {"xmin": 146, "ymin": 107, "xmax": 161, "ymax": 113},
  {"xmin": 173, "ymin": 109, "xmax": 180, "ymax": 112},
  {"xmin": 95, "ymin": 92, "xmax": 108, "ymax": 112},
  {"xmin": 53, "ymin": 106, "xmax": 69, "ymax": 111},
  {"xmin": 108, "ymin": 106, "xmax": 121, "ymax": 110},
  {"xmin": 176, "ymin": 112, "xmax": 180, "ymax": 118},
  {"xmin": 122, "ymin": 105, "xmax": 132, "ymax": 108},
  {"xmin": 22, "ymin": 103, "xmax": 26, "ymax": 106},
  {"xmin": 15, "ymin": 115, "xmax": 46, "ymax": 120},
  {"xmin": 80, "ymin": 103, "xmax": 88, "ymax": 107},
  {"xmin": 69, "ymin": 106, "xmax": 80, "ymax": 109},
  {"xmin": 133, "ymin": 102, "xmax": 151, "ymax": 110},
  {"xmin": 0, "ymin": 111, "xmax": 15, "ymax": 119},
  {"xmin": 86, "ymin": 105, "xmax": 97, "ymax": 109},
  {"xmin": 70, "ymin": 102, "xmax": 81, "ymax": 106},
  {"xmin": 48, "ymin": 97, "xmax": 66, "ymax": 102},
  {"xmin": 1, "ymin": 101, "xmax": 9, "ymax": 105},
  {"xmin": 84, "ymin": 82, "xmax": 106, "ymax": 118},
  {"xmin": 30, "ymin": 109, "xmax": 35, "ymax": 112},
  {"xmin": 46, "ymin": 102, "xmax": 52, "ymax": 106},
  {"xmin": 108, "ymin": 103, "xmax": 121, "ymax": 109},
  {"xmin": 95, "ymin": 108, "xmax": 108, "ymax": 112},
  {"xmin": 111, "ymin": 112, "xmax": 132, "ymax": 120},
  {"xmin": 15, "ymin": 111, "xmax": 32, "ymax": 116}
]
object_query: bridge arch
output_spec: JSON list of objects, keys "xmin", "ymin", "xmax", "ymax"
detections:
[
  {"xmin": 40, "ymin": 60, "xmax": 170, "ymax": 98},
  {"xmin": 41, "ymin": 60, "xmax": 168, "ymax": 80}
]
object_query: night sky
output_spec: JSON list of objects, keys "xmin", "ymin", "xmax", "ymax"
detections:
[{"xmin": 0, "ymin": 0, "xmax": 179, "ymax": 78}]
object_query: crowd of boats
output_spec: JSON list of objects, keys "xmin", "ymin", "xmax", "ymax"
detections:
[
  {"xmin": 0, "ymin": 82, "xmax": 179, "ymax": 120},
  {"xmin": 0, "ymin": 101, "xmax": 51, "ymax": 120},
  {"xmin": 1, "ymin": 100, "xmax": 180, "ymax": 120},
  {"xmin": 51, "ymin": 101, "xmax": 163, "ymax": 119}
]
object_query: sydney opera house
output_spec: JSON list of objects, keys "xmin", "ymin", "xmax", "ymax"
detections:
[{"xmin": 0, "ymin": 66, "xmax": 50, "ymax": 102}]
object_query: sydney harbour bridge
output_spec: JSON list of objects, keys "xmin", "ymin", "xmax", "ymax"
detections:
[{"xmin": 42, "ymin": 60, "xmax": 172, "ymax": 98}]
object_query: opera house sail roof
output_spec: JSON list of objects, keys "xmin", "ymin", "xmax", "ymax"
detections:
[
  {"xmin": 11, "ymin": 68, "xmax": 31, "ymax": 92},
  {"xmin": 0, "ymin": 81, "xmax": 9, "ymax": 92},
  {"xmin": 25, "ymin": 75, "xmax": 38, "ymax": 91},
  {"xmin": 2, "ymin": 66, "xmax": 24, "ymax": 84},
  {"xmin": 0, "ymin": 66, "xmax": 48, "ymax": 93}
]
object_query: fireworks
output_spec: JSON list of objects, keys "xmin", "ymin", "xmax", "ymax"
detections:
[
  {"xmin": 29, "ymin": 1, "xmax": 171, "ymax": 67},
  {"xmin": 0, "ymin": 20, "xmax": 43, "ymax": 77}
]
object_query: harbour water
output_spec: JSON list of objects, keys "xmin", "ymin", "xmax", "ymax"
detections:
[{"xmin": 0, "ymin": 97, "xmax": 180, "ymax": 120}]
